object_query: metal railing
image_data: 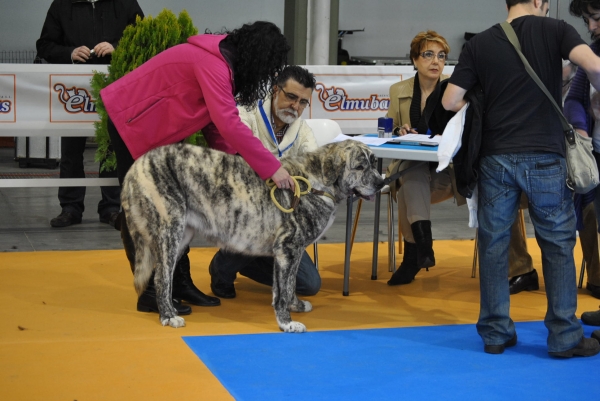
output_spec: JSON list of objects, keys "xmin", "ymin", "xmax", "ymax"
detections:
[{"xmin": 0, "ymin": 50, "xmax": 39, "ymax": 64}]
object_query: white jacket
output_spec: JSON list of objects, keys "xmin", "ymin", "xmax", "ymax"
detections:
[{"xmin": 237, "ymin": 96, "xmax": 318, "ymax": 159}]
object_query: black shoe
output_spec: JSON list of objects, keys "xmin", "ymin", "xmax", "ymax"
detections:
[
  {"xmin": 587, "ymin": 282, "xmax": 600, "ymax": 299},
  {"xmin": 172, "ymin": 250, "xmax": 221, "ymax": 306},
  {"xmin": 548, "ymin": 337, "xmax": 600, "ymax": 358},
  {"xmin": 593, "ymin": 330, "xmax": 600, "ymax": 342},
  {"xmin": 50, "ymin": 211, "xmax": 82, "ymax": 228},
  {"xmin": 581, "ymin": 309, "xmax": 600, "ymax": 326},
  {"xmin": 209, "ymin": 260, "xmax": 237, "ymax": 298},
  {"xmin": 484, "ymin": 333, "xmax": 517, "ymax": 354},
  {"xmin": 99, "ymin": 211, "xmax": 120, "ymax": 227},
  {"xmin": 410, "ymin": 220, "xmax": 435, "ymax": 270},
  {"xmin": 509, "ymin": 269, "xmax": 539, "ymax": 295},
  {"xmin": 388, "ymin": 241, "xmax": 421, "ymax": 286},
  {"xmin": 136, "ymin": 288, "xmax": 192, "ymax": 315}
]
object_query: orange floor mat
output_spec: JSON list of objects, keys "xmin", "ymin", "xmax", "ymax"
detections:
[{"xmin": 1, "ymin": 240, "xmax": 597, "ymax": 400}]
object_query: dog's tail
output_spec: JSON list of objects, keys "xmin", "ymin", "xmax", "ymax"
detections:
[{"xmin": 133, "ymin": 246, "xmax": 154, "ymax": 296}]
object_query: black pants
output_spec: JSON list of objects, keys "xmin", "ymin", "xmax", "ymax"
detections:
[
  {"xmin": 107, "ymin": 118, "xmax": 135, "ymax": 185},
  {"xmin": 58, "ymin": 136, "xmax": 120, "ymax": 218}
]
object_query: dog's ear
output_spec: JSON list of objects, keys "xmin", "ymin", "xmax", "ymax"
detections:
[{"xmin": 321, "ymin": 144, "xmax": 347, "ymax": 186}]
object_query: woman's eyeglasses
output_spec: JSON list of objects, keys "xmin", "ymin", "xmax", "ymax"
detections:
[
  {"xmin": 279, "ymin": 87, "xmax": 310, "ymax": 108},
  {"xmin": 420, "ymin": 51, "xmax": 447, "ymax": 61}
]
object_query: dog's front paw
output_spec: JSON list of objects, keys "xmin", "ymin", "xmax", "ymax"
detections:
[
  {"xmin": 280, "ymin": 321, "xmax": 307, "ymax": 333},
  {"xmin": 290, "ymin": 299, "xmax": 312, "ymax": 313},
  {"xmin": 160, "ymin": 316, "xmax": 186, "ymax": 328}
]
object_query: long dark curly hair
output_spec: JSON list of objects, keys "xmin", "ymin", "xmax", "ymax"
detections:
[
  {"xmin": 570, "ymin": 0, "xmax": 600, "ymax": 16},
  {"xmin": 219, "ymin": 21, "xmax": 290, "ymax": 107}
]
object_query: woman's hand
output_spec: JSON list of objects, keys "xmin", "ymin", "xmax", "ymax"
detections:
[
  {"xmin": 269, "ymin": 166, "xmax": 296, "ymax": 191},
  {"xmin": 398, "ymin": 124, "xmax": 418, "ymax": 136}
]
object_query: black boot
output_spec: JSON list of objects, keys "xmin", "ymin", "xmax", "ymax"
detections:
[
  {"xmin": 411, "ymin": 220, "xmax": 435, "ymax": 270},
  {"xmin": 137, "ymin": 272, "xmax": 192, "ymax": 315},
  {"xmin": 120, "ymin": 212, "xmax": 136, "ymax": 274},
  {"xmin": 172, "ymin": 248, "xmax": 221, "ymax": 306},
  {"xmin": 387, "ymin": 241, "xmax": 421, "ymax": 285}
]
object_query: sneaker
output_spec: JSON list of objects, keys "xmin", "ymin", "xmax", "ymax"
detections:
[
  {"xmin": 593, "ymin": 330, "xmax": 600, "ymax": 342},
  {"xmin": 99, "ymin": 211, "xmax": 120, "ymax": 227},
  {"xmin": 50, "ymin": 211, "xmax": 82, "ymax": 228},
  {"xmin": 548, "ymin": 337, "xmax": 600, "ymax": 358}
]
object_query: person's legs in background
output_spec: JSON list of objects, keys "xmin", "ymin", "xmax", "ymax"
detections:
[
  {"xmin": 507, "ymin": 208, "xmax": 538, "ymax": 295},
  {"xmin": 238, "ymin": 250, "xmax": 321, "ymax": 295},
  {"xmin": 51, "ymin": 136, "xmax": 87, "ymax": 227},
  {"xmin": 97, "ymin": 151, "xmax": 120, "ymax": 226},
  {"xmin": 580, "ymin": 189, "xmax": 600, "ymax": 327},
  {"xmin": 582, "ymin": 201, "xmax": 600, "ymax": 298}
]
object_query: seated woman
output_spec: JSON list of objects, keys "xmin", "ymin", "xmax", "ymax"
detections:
[
  {"xmin": 385, "ymin": 30, "xmax": 455, "ymax": 285},
  {"xmin": 386, "ymin": 31, "xmax": 533, "ymax": 287}
]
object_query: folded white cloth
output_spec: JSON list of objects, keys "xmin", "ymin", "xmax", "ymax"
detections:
[
  {"xmin": 436, "ymin": 102, "xmax": 470, "ymax": 172},
  {"xmin": 467, "ymin": 185, "xmax": 478, "ymax": 228}
]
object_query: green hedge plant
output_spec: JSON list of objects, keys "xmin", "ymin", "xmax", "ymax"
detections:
[{"xmin": 90, "ymin": 9, "xmax": 202, "ymax": 171}]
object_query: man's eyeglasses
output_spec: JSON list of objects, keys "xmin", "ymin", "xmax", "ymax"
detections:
[
  {"xmin": 279, "ymin": 87, "xmax": 310, "ymax": 108},
  {"xmin": 420, "ymin": 51, "xmax": 447, "ymax": 61}
]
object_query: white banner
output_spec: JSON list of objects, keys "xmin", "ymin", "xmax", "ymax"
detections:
[
  {"xmin": 0, "ymin": 64, "xmax": 455, "ymax": 137},
  {"xmin": 0, "ymin": 64, "xmax": 107, "ymax": 137},
  {"xmin": 306, "ymin": 65, "xmax": 454, "ymax": 134}
]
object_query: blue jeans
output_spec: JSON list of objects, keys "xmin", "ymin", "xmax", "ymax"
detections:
[
  {"xmin": 477, "ymin": 153, "xmax": 582, "ymax": 352},
  {"xmin": 210, "ymin": 249, "xmax": 321, "ymax": 296}
]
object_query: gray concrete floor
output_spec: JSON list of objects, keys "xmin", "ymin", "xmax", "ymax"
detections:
[{"xmin": 0, "ymin": 145, "xmax": 534, "ymax": 253}]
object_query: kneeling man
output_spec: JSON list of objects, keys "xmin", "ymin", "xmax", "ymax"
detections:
[{"xmin": 209, "ymin": 65, "xmax": 321, "ymax": 298}]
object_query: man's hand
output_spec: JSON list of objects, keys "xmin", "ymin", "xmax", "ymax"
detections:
[
  {"xmin": 71, "ymin": 42, "xmax": 115, "ymax": 63},
  {"xmin": 93, "ymin": 42, "xmax": 115, "ymax": 58},
  {"xmin": 270, "ymin": 166, "xmax": 296, "ymax": 191},
  {"xmin": 71, "ymin": 46, "xmax": 92, "ymax": 63}
]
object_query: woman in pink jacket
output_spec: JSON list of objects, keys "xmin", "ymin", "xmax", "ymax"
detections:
[{"xmin": 101, "ymin": 21, "xmax": 293, "ymax": 315}]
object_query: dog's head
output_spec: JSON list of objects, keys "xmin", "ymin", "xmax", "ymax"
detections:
[{"xmin": 321, "ymin": 140, "xmax": 385, "ymax": 201}]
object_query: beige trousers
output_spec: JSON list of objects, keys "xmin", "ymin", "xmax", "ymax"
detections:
[
  {"xmin": 396, "ymin": 160, "xmax": 453, "ymax": 243},
  {"xmin": 395, "ymin": 160, "xmax": 535, "ymax": 277}
]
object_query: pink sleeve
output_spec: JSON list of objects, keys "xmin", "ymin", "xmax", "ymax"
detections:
[{"xmin": 193, "ymin": 56, "xmax": 281, "ymax": 180}]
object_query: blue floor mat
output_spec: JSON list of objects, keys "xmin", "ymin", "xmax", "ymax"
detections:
[{"xmin": 183, "ymin": 322, "xmax": 600, "ymax": 400}]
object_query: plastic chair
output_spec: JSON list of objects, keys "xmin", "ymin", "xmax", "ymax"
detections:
[{"xmin": 304, "ymin": 119, "xmax": 343, "ymax": 270}]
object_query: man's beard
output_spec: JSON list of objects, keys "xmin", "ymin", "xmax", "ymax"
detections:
[{"xmin": 274, "ymin": 103, "xmax": 298, "ymax": 125}]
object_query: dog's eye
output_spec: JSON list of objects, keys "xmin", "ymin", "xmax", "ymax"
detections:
[{"xmin": 355, "ymin": 165, "xmax": 364, "ymax": 171}]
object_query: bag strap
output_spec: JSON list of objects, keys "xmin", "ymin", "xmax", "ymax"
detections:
[{"xmin": 499, "ymin": 21, "xmax": 576, "ymax": 144}]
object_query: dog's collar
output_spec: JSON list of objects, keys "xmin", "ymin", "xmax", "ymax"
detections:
[{"xmin": 310, "ymin": 188, "xmax": 336, "ymax": 202}]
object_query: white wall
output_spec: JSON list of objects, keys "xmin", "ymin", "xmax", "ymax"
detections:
[
  {"xmin": 338, "ymin": 0, "xmax": 591, "ymax": 62},
  {"xmin": 0, "ymin": 0, "xmax": 592, "ymax": 60},
  {"xmin": 0, "ymin": 0, "xmax": 284, "ymax": 51}
]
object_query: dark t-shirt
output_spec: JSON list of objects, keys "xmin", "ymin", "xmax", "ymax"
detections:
[{"xmin": 450, "ymin": 16, "xmax": 585, "ymax": 157}]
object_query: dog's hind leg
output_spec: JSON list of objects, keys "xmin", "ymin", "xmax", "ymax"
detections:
[
  {"xmin": 272, "ymin": 244, "xmax": 311, "ymax": 333},
  {"xmin": 154, "ymin": 244, "xmax": 185, "ymax": 328}
]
